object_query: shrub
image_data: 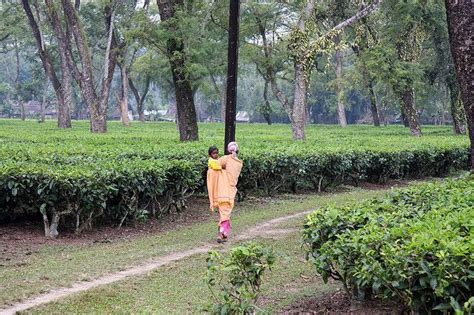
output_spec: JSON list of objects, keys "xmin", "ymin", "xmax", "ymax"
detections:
[
  {"xmin": 204, "ymin": 242, "xmax": 275, "ymax": 314},
  {"xmin": 302, "ymin": 176, "xmax": 474, "ymax": 313}
]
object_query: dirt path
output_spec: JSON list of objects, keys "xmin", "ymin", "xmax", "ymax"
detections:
[{"xmin": 0, "ymin": 210, "xmax": 312, "ymax": 315}]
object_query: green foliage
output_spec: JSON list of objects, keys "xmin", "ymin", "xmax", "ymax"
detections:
[
  {"xmin": 0, "ymin": 121, "xmax": 469, "ymax": 234},
  {"xmin": 303, "ymin": 176, "xmax": 474, "ymax": 313},
  {"xmin": 204, "ymin": 242, "xmax": 275, "ymax": 314}
]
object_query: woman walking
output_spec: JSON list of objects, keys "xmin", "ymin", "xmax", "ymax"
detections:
[{"xmin": 206, "ymin": 142, "xmax": 243, "ymax": 243}]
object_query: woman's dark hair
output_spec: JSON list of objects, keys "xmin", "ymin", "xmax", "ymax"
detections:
[{"xmin": 208, "ymin": 145, "xmax": 219, "ymax": 156}]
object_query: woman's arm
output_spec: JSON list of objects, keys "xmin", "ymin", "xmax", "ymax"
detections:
[{"xmin": 218, "ymin": 155, "xmax": 228, "ymax": 169}]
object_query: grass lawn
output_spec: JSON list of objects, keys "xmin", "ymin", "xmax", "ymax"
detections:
[{"xmin": 23, "ymin": 230, "xmax": 336, "ymax": 314}]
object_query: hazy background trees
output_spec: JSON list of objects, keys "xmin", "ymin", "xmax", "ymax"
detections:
[{"xmin": 0, "ymin": 0, "xmax": 470, "ymax": 141}]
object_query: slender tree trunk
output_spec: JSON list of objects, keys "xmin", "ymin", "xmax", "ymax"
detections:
[
  {"xmin": 40, "ymin": 78, "xmax": 49, "ymax": 122},
  {"xmin": 335, "ymin": 35, "xmax": 347, "ymax": 128},
  {"xmin": 119, "ymin": 65, "xmax": 130, "ymax": 126},
  {"xmin": 368, "ymin": 81, "xmax": 380, "ymax": 127},
  {"xmin": 157, "ymin": 0, "xmax": 198, "ymax": 141},
  {"xmin": 208, "ymin": 72, "xmax": 226, "ymax": 122},
  {"xmin": 400, "ymin": 88, "xmax": 422, "ymax": 136},
  {"xmin": 445, "ymin": 0, "xmax": 474, "ymax": 169},
  {"xmin": 220, "ymin": 81, "xmax": 226, "ymax": 122},
  {"xmin": 14, "ymin": 41, "xmax": 25, "ymax": 121},
  {"xmin": 262, "ymin": 80, "xmax": 272, "ymax": 125}
]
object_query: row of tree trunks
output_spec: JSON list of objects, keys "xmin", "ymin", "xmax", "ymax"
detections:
[
  {"xmin": 445, "ymin": 0, "xmax": 474, "ymax": 170},
  {"xmin": 157, "ymin": 0, "xmax": 199, "ymax": 141}
]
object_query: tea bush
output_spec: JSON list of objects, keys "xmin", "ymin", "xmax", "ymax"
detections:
[
  {"xmin": 0, "ymin": 120, "xmax": 469, "ymax": 236},
  {"xmin": 303, "ymin": 176, "xmax": 474, "ymax": 313}
]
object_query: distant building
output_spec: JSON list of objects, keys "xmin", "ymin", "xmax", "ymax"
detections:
[
  {"xmin": 236, "ymin": 111, "xmax": 250, "ymax": 123},
  {"xmin": 6, "ymin": 100, "xmax": 58, "ymax": 119},
  {"xmin": 140, "ymin": 109, "xmax": 175, "ymax": 121}
]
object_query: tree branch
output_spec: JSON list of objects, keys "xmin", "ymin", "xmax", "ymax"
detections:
[{"xmin": 331, "ymin": 0, "xmax": 381, "ymax": 32}]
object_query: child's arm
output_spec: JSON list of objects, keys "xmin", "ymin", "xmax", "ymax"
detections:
[{"xmin": 208, "ymin": 158, "xmax": 222, "ymax": 170}]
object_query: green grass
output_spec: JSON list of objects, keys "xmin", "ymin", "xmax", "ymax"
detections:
[
  {"xmin": 1, "ymin": 187, "xmax": 385, "ymax": 309},
  {"xmin": 24, "ymin": 232, "xmax": 337, "ymax": 314}
]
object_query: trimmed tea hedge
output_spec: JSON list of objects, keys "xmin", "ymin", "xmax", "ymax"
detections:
[
  {"xmin": 303, "ymin": 176, "xmax": 474, "ymax": 313},
  {"xmin": 0, "ymin": 120, "xmax": 470, "ymax": 236}
]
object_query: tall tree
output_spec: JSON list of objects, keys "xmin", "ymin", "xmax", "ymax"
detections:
[
  {"xmin": 44, "ymin": 0, "xmax": 73, "ymax": 128},
  {"xmin": 61, "ymin": 0, "xmax": 118, "ymax": 133},
  {"xmin": 267, "ymin": 0, "xmax": 381, "ymax": 139},
  {"xmin": 224, "ymin": 0, "xmax": 240, "ymax": 152},
  {"xmin": 445, "ymin": 0, "xmax": 474, "ymax": 169},
  {"xmin": 382, "ymin": 1, "xmax": 428, "ymax": 136},
  {"xmin": 157, "ymin": 0, "xmax": 199, "ymax": 141},
  {"xmin": 21, "ymin": 0, "xmax": 72, "ymax": 128}
]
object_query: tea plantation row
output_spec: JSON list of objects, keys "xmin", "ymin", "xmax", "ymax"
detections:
[{"xmin": 0, "ymin": 120, "xmax": 469, "ymax": 236}]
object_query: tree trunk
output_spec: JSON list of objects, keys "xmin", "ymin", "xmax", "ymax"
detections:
[
  {"xmin": 220, "ymin": 81, "xmax": 226, "ymax": 122},
  {"xmin": 335, "ymin": 35, "xmax": 347, "ymax": 128},
  {"xmin": 45, "ymin": 0, "xmax": 72, "ymax": 129},
  {"xmin": 61, "ymin": 0, "xmax": 117, "ymax": 133},
  {"xmin": 40, "ymin": 78, "xmax": 49, "ymax": 122},
  {"xmin": 400, "ymin": 109, "xmax": 409, "ymax": 127},
  {"xmin": 22, "ymin": 0, "xmax": 71, "ymax": 128},
  {"xmin": 14, "ymin": 40, "xmax": 25, "ymax": 121},
  {"xmin": 262, "ymin": 80, "xmax": 272, "ymax": 125},
  {"xmin": 223, "ymin": 0, "xmax": 240, "ymax": 153},
  {"xmin": 287, "ymin": 0, "xmax": 315, "ymax": 140},
  {"xmin": 401, "ymin": 88, "xmax": 422, "ymax": 137},
  {"xmin": 157, "ymin": 0, "xmax": 199, "ymax": 141},
  {"xmin": 119, "ymin": 65, "xmax": 130, "ymax": 126},
  {"xmin": 368, "ymin": 80, "xmax": 380, "ymax": 127},
  {"xmin": 450, "ymin": 90, "xmax": 466, "ymax": 134},
  {"xmin": 359, "ymin": 52, "xmax": 381, "ymax": 127},
  {"xmin": 129, "ymin": 76, "xmax": 150, "ymax": 123},
  {"xmin": 291, "ymin": 62, "xmax": 307, "ymax": 140},
  {"xmin": 208, "ymin": 72, "xmax": 226, "ymax": 122},
  {"xmin": 445, "ymin": 0, "xmax": 474, "ymax": 169}
]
